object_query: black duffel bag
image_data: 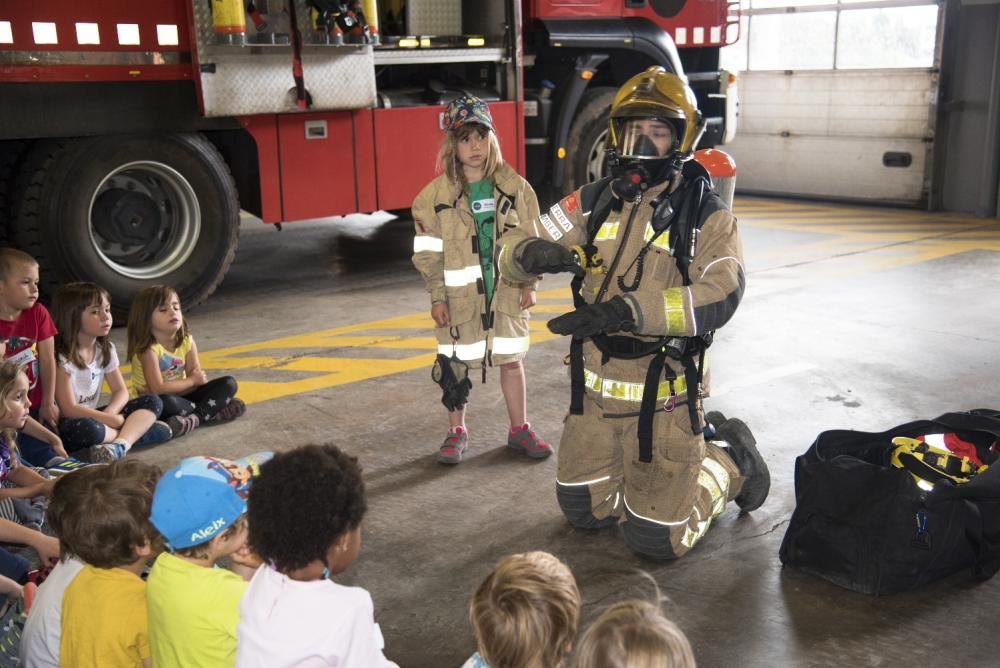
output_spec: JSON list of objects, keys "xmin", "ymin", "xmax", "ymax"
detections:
[{"xmin": 779, "ymin": 410, "xmax": 1000, "ymax": 595}]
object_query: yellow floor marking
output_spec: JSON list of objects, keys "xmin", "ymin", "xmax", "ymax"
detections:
[{"xmin": 119, "ymin": 288, "xmax": 575, "ymax": 406}]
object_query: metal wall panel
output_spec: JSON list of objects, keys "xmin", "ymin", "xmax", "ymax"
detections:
[{"xmin": 723, "ymin": 69, "xmax": 935, "ymax": 204}]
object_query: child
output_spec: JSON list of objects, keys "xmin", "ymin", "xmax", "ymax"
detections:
[
  {"xmin": 147, "ymin": 452, "xmax": 272, "ymax": 667},
  {"xmin": 51, "ymin": 283, "xmax": 170, "ymax": 463},
  {"xmin": 58, "ymin": 459, "xmax": 162, "ymax": 667},
  {"xmin": 0, "ymin": 361, "xmax": 60, "ymax": 585},
  {"xmin": 126, "ymin": 285, "xmax": 245, "ymax": 438},
  {"xmin": 20, "ymin": 462, "xmax": 144, "ymax": 668},
  {"xmin": 573, "ymin": 600, "xmax": 696, "ymax": 668},
  {"xmin": 411, "ymin": 95, "xmax": 551, "ymax": 464},
  {"xmin": 0, "ymin": 248, "xmax": 66, "ymax": 467},
  {"xmin": 236, "ymin": 444, "xmax": 398, "ymax": 667},
  {"xmin": 463, "ymin": 551, "xmax": 580, "ymax": 668}
]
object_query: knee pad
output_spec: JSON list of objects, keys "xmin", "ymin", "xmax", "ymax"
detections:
[
  {"xmin": 622, "ymin": 508, "xmax": 681, "ymax": 561},
  {"xmin": 557, "ymin": 484, "xmax": 618, "ymax": 530}
]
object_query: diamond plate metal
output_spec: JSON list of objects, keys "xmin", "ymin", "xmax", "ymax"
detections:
[
  {"xmin": 407, "ymin": 0, "xmax": 462, "ymax": 35},
  {"xmin": 192, "ymin": 1, "xmax": 375, "ymax": 117}
]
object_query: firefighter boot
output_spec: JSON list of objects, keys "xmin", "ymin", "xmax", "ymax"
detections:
[{"xmin": 714, "ymin": 417, "xmax": 770, "ymax": 512}]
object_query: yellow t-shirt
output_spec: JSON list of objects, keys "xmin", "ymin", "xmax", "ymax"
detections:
[
  {"xmin": 147, "ymin": 552, "xmax": 248, "ymax": 668},
  {"xmin": 129, "ymin": 334, "xmax": 195, "ymax": 398},
  {"xmin": 60, "ymin": 565, "xmax": 149, "ymax": 667}
]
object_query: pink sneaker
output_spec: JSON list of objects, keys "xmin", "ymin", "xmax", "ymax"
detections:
[
  {"xmin": 438, "ymin": 428, "xmax": 468, "ymax": 465},
  {"xmin": 507, "ymin": 423, "xmax": 553, "ymax": 460}
]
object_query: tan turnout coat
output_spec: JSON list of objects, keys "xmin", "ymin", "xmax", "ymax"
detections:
[{"xmin": 411, "ymin": 163, "xmax": 539, "ymax": 367}]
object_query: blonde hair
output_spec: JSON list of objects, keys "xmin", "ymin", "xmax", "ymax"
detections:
[
  {"xmin": 573, "ymin": 600, "xmax": 696, "ymax": 668},
  {"xmin": 470, "ymin": 551, "xmax": 580, "ymax": 668},
  {"xmin": 0, "ymin": 248, "xmax": 37, "ymax": 281},
  {"xmin": 52, "ymin": 283, "xmax": 114, "ymax": 369},
  {"xmin": 126, "ymin": 285, "xmax": 189, "ymax": 362},
  {"xmin": 437, "ymin": 122, "xmax": 504, "ymax": 192},
  {"xmin": 0, "ymin": 361, "xmax": 26, "ymax": 456}
]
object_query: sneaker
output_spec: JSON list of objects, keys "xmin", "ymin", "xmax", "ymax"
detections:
[
  {"xmin": 167, "ymin": 414, "xmax": 201, "ymax": 438},
  {"xmin": 438, "ymin": 428, "xmax": 468, "ymax": 465},
  {"xmin": 715, "ymin": 417, "xmax": 770, "ymax": 512},
  {"xmin": 134, "ymin": 420, "xmax": 173, "ymax": 447},
  {"xmin": 210, "ymin": 398, "xmax": 247, "ymax": 424},
  {"xmin": 46, "ymin": 458, "xmax": 90, "ymax": 477},
  {"xmin": 86, "ymin": 441, "xmax": 126, "ymax": 464},
  {"xmin": 507, "ymin": 423, "xmax": 553, "ymax": 460}
]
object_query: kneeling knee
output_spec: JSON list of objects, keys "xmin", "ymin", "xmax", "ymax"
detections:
[
  {"xmin": 622, "ymin": 510, "xmax": 685, "ymax": 561},
  {"xmin": 557, "ymin": 484, "xmax": 618, "ymax": 530}
]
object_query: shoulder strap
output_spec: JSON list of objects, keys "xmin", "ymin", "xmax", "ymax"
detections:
[{"xmin": 580, "ymin": 176, "xmax": 615, "ymax": 246}]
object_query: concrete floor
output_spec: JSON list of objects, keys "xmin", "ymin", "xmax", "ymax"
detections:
[{"xmin": 120, "ymin": 197, "xmax": 1000, "ymax": 667}]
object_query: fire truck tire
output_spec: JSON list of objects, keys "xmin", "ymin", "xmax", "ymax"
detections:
[
  {"xmin": 564, "ymin": 87, "xmax": 618, "ymax": 194},
  {"xmin": 12, "ymin": 134, "xmax": 239, "ymax": 319},
  {"xmin": 0, "ymin": 141, "xmax": 32, "ymax": 245}
]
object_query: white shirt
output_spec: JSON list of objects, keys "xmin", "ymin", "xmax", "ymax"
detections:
[
  {"xmin": 59, "ymin": 342, "xmax": 119, "ymax": 409},
  {"xmin": 236, "ymin": 565, "xmax": 398, "ymax": 668},
  {"xmin": 20, "ymin": 556, "xmax": 85, "ymax": 667}
]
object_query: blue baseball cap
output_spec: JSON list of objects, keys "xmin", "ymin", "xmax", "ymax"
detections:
[{"xmin": 151, "ymin": 452, "xmax": 273, "ymax": 550}]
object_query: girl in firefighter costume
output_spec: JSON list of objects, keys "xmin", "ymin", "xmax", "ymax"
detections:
[
  {"xmin": 411, "ymin": 96, "xmax": 552, "ymax": 465},
  {"xmin": 498, "ymin": 68, "xmax": 770, "ymax": 559}
]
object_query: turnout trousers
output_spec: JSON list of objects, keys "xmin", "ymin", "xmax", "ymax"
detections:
[{"xmin": 556, "ymin": 395, "xmax": 745, "ymax": 559}]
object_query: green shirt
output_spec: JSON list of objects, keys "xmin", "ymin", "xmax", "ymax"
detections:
[{"xmin": 468, "ymin": 179, "xmax": 496, "ymax": 306}]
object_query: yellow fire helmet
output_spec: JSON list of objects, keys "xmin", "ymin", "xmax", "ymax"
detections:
[
  {"xmin": 890, "ymin": 436, "xmax": 988, "ymax": 490},
  {"xmin": 608, "ymin": 66, "xmax": 706, "ymax": 164}
]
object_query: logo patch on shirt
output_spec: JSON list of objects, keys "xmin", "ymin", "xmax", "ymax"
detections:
[
  {"xmin": 549, "ymin": 204, "xmax": 574, "ymax": 233},
  {"xmin": 471, "ymin": 198, "xmax": 496, "ymax": 213},
  {"xmin": 539, "ymin": 213, "xmax": 563, "ymax": 241},
  {"xmin": 560, "ymin": 192, "xmax": 580, "ymax": 214}
]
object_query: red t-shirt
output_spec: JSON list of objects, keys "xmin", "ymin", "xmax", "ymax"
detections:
[{"xmin": 0, "ymin": 302, "xmax": 58, "ymax": 408}]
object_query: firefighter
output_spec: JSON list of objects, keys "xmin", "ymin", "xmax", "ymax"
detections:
[{"xmin": 497, "ymin": 67, "xmax": 770, "ymax": 559}]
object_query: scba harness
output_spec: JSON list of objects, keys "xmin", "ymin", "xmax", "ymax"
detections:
[{"xmin": 568, "ymin": 161, "xmax": 724, "ymax": 463}]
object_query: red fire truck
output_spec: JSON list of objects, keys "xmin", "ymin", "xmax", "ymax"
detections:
[{"xmin": 0, "ymin": 0, "xmax": 738, "ymax": 315}]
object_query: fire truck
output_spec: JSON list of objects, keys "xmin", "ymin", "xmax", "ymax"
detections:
[{"xmin": 0, "ymin": 0, "xmax": 738, "ymax": 316}]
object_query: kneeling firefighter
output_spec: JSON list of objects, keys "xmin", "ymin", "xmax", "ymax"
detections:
[{"xmin": 498, "ymin": 66, "xmax": 770, "ymax": 559}]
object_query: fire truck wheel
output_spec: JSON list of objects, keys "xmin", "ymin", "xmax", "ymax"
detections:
[
  {"xmin": 13, "ymin": 134, "xmax": 239, "ymax": 320},
  {"xmin": 564, "ymin": 87, "xmax": 618, "ymax": 194},
  {"xmin": 0, "ymin": 141, "xmax": 32, "ymax": 245}
]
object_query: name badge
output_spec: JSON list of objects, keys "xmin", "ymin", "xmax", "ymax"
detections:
[{"xmin": 7, "ymin": 347, "xmax": 35, "ymax": 366}]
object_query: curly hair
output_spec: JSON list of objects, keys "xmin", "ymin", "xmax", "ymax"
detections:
[
  {"xmin": 0, "ymin": 361, "xmax": 26, "ymax": 460},
  {"xmin": 471, "ymin": 551, "xmax": 581, "ymax": 668},
  {"xmin": 247, "ymin": 444, "xmax": 367, "ymax": 573},
  {"xmin": 56, "ymin": 459, "xmax": 163, "ymax": 568}
]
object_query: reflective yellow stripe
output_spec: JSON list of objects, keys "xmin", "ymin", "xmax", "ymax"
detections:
[
  {"xmin": 583, "ymin": 368, "xmax": 687, "ymax": 402},
  {"xmin": 663, "ymin": 287, "xmax": 686, "ymax": 334},
  {"xmin": 700, "ymin": 457, "xmax": 731, "ymax": 518},
  {"xmin": 643, "ymin": 223, "xmax": 671, "ymax": 251},
  {"xmin": 595, "ymin": 221, "xmax": 619, "ymax": 241}
]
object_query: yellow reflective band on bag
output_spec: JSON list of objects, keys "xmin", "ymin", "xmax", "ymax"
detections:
[
  {"xmin": 890, "ymin": 436, "xmax": 988, "ymax": 489},
  {"xmin": 583, "ymin": 369, "xmax": 687, "ymax": 402},
  {"xmin": 662, "ymin": 288, "xmax": 686, "ymax": 334}
]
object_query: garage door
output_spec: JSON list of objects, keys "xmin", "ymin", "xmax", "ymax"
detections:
[{"xmin": 719, "ymin": 1, "xmax": 940, "ymax": 205}]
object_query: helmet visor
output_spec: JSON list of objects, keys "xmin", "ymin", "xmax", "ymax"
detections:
[{"xmin": 615, "ymin": 118, "xmax": 678, "ymax": 159}]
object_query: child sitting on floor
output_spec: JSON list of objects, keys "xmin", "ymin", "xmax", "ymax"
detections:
[
  {"xmin": 463, "ymin": 551, "xmax": 581, "ymax": 668},
  {"xmin": 573, "ymin": 599, "xmax": 696, "ymax": 668},
  {"xmin": 147, "ymin": 452, "xmax": 271, "ymax": 667},
  {"xmin": 237, "ymin": 444, "xmax": 397, "ymax": 667}
]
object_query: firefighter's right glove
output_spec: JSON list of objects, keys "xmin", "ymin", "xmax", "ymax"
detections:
[
  {"xmin": 515, "ymin": 239, "xmax": 584, "ymax": 277},
  {"xmin": 547, "ymin": 296, "xmax": 635, "ymax": 339}
]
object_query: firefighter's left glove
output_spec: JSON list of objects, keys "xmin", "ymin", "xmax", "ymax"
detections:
[
  {"xmin": 515, "ymin": 239, "xmax": 585, "ymax": 277},
  {"xmin": 547, "ymin": 296, "xmax": 635, "ymax": 339}
]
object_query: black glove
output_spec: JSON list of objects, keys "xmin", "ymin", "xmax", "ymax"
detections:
[
  {"xmin": 516, "ymin": 239, "xmax": 584, "ymax": 277},
  {"xmin": 547, "ymin": 296, "xmax": 635, "ymax": 338}
]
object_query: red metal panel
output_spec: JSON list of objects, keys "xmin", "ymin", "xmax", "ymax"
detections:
[
  {"xmin": 526, "ymin": 0, "xmax": 622, "ymax": 19},
  {"xmin": 0, "ymin": 1, "xmax": 190, "ymax": 51},
  {"xmin": 238, "ymin": 115, "xmax": 283, "ymax": 224},
  {"xmin": 277, "ymin": 111, "xmax": 357, "ymax": 222},
  {"xmin": 0, "ymin": 0, "xmax": 192, "ymax": 82},
  {"xmin": 352, "ymin": 109, "xmax": 378, "ymax": 213},
  {"xmin": 373, "ymin": 102, "xmax": 521, "ymax": 212},
  {"xmin": 623, "ymin": 1, "xmax": 733, "ymax": 47}
]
